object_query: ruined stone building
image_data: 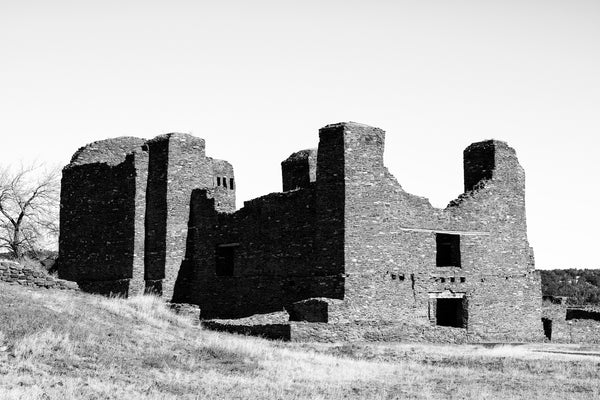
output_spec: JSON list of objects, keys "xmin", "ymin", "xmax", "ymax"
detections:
[
  {"xmin": 541, "ymin": 296, "xmax": 600, "ymax": 343},
  {"xmin": 59, "ymin": 134, "xmax": 235, "ymax": 299},
  {"xmin": 59, "ymin": 122, "xmax": 544, "ymax": 342}
]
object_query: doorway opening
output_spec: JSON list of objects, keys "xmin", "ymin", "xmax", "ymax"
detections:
[
  {"xmin": 436, "ymin": 298, "xmax": 467, "ymax": 328},
  {"xmin": 542, "ymin": 318, "xmax": 552, "ymax": 340}
]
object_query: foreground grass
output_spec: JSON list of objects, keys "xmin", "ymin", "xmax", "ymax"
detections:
[{"xmin": 0, "ymin": 283, "xmax": 599, "ymax": 399}]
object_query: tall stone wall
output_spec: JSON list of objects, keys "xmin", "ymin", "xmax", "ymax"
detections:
[
  {"xmin": 144, "ymin": 133, "xmax": 220, "ymax": 298},
  {"xmin": 210, "ymin": 158, "xmax": 236, "ymax": 213},
  {"xmin": 59, "ymin": 133, "xmax": 233, "ymax": 301},
  {"xmin": 194, "ymin": 121, "xmax": 542, "ymax": 342},
  {"xmin": 314, "ymin": 125, "xmax": 346, "ymax": 278},
  {"xmin": 59, "ymin": 121, "xmax": 543, "ymax": 343},
  {"xmin": 176, "ymin": 123, "xmax": 542, "ymax": 340},
  {"xmin": 144, "ymin": 136, "xmax": 169, "ymax": 293},
  {"xmin": 59, "ymin": 137, "xmax": 148, "ymax": 296},
  {"xmin": 172, "ymin": 186, "xmax": 344, "ymax": 318},
  {"xmin": 329, "ymin": 122, "xmax": 542, "ymax": 341}
]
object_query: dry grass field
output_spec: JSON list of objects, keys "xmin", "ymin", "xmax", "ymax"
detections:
[{"xmin": 0, "ymin": 283, "xmax": 598, "ymax": 400}]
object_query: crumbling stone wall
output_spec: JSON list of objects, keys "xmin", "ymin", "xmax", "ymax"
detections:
[
  {"xmin": 60, "ymin": 121, "xmax": 543, "ymax": 343},
  {"xmin": 542, "ymin": 299, "xmax": 600, "ymax": 343},
  {"xmin": 331, "ymin": 123, "xmax": 542, "ymax": 341},
  {"xmin": 187, "ymin": 122, "xmax": 543, "ymax": 342},
  {"xmin": 59, "ymin": 137, "xmax": 148, "ymax": 296},
  {"xmin": 144, "ymin": 133, "xmax": 230, "ymax": 299},
  {"xmin": 171, "ymin": 186, "xmax": 344, "ymax": 318},
  {"xmin": 170, "ymin": 127, "xmax": 356, "ymax": 318},
  {"xmin": 59, "ymin": 133, "xmax": 234, "ymax": 300},
  {"xmin": 281, "ymin": 149, "xmax": 317, "ymax": 191},
  {"xmin": 0, "ymin": 260, "xmax": 78, "ymax": 291}
]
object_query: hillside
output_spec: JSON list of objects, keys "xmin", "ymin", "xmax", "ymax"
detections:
[
  {"xmin": 541, "ymin": 269, "xmax": 600, "ymax": 304},
  {"xmin": 0, "ymin": 283, "xmax": 599, "ymax": 400}
]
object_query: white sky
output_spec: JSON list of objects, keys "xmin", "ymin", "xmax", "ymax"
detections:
[{"xmin": 1, "ymin": 0, "xmax": 598, "ymax": 268}]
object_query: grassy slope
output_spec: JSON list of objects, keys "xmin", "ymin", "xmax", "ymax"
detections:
[{"xmin": 0, "ymin": 283, "xmax": 599, "ymax": 400}]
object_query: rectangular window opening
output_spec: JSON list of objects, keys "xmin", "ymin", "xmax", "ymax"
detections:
[
  {"xmin": 436, "ymin": 298, "xmax": 467, "ymax": 328},
  {"xmin": 565, "ymin": 309, "xmax": 600, "ymax": 321},
  {"xmin": 223, "ymin": 177, "xmax": 227, "ymax": 188},
  {"xmin": 216, "ymin": 177, "xmax": 221, "ymax": 186},
  {"xmin": 230, "ymin": 178, "xmax": 234, "ymax": 190},
  {"xmin": 436, "ymin": 233, "xmax": 461, "ymax": 267},
  {"xmin": 216, "ymin": 244, "xmax": 236, "ymax": 276}
]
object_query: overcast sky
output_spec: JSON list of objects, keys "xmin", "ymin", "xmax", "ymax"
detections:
[{"xmin": 1, "ymin": 0, "xmax": 598, "ymax": 268}]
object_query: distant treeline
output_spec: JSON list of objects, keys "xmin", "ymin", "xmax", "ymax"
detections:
[{"xmin": 541, "ymin": 269, "xmax": 600, "ymax": 305}]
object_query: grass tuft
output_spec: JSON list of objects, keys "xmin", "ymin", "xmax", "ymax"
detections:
[
  {"xmin": 95, "ymin": 293, "xmax": 193, "ymax": 329},
  {"xmin": 13, "ymin": 330, "xmax": 74, "ymax": 361}
]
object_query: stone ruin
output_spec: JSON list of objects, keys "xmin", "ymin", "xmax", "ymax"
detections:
[
  {"xmin": 59, "ymin": 122, "xmax": 547, "ymax": 342},
  {"xmin": 0, "ymin": 260, "xmax": 78, "ymax": 291},
  {"xmin": 541, "ymin": 296, "xmax": 600, "ymax": 343},
  {"xmin": 58, "ymin": 134, "xmax": 234, "ymax": 299}
]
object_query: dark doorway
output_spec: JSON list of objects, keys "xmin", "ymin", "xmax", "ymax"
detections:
[
  {"xmin": 436, "ymin": 298, "xmax": 467, "ymax": 328},
  {"xmin": 542, "ymin": 318, "xmax": 552, "ymax": 340}
]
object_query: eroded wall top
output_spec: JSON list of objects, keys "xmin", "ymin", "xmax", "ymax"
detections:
[{"xmin": 68, "ymin": 137, "xmax": 148, "ymax": 167}]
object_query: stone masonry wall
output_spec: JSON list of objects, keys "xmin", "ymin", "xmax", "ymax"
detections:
[
  {"xmin": 60, "ymin": 133, "xmax": 233, "ymax": 301},
  {"xmin": 172, "ymin": 186, "xmax": 344, "ymax": 318},
  {"xmin": 281, "ymin": 149, "xmax": 317, "ymax": 192},
  {"xmin": 197, "ymin": 122, "xmax": 542, "ymax": 342},
  {"xmin": 210, "ymin": 158, "xmax": 236, "ymax": 213},
  {"xmin": 60, "ymin": 122, "xmax": 543, "ymax": 343},
  {"xmin": 334, "ymin": 123, "xmax": 542, "ymax": 341},
  {"xmin": 160, "ymin": 134, "xmax": 212, "ymax": 299},
  {"xmin": 170, "ymin": 125, "xmax": 362, "ymax": 318},
  {"xmin": 144, "ymin": 135, "xmax": 169, "ymax": 293},
  {"xmin": 59, "ymin": 137, "xmax": 148, "ymax": 296},
  {"xmin": 542, "ymin": 302, "xmax": 600, "ymax": 343},
  {"xmin": 0, "ymin": 260, "xmax": 79, "ymax": 291}
]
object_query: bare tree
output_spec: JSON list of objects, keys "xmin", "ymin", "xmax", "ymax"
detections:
[{"xmin": 0, "ymin": 163, "xmax": 60, "ymax": 259}]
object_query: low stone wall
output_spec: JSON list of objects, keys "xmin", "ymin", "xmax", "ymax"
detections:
[
  {"xmin": 543, "ymin": 302, "xmax": 600, "ymax": 343},
  {"xmin": 200, "ymin": 309, "xmax": 484, "ymax": 343},
  {"xmin": 169, "ymin": 303, "xmax": 201, "ymax": 325},
  {"xmin": 0, "ymin": 260, "xmax": 79, "ymax": 291},
  {"xmin": 201, "ymin": 311, "xmax": 290, "ymax": 340},
  {"xmin": 562, "ymin": 319, "xmax": 600, "ymax": 344},
  {"xmin": 201, "ymin": 321, "xmax": 291, "ymax": 340},
  {"xmin": 290, "ymin": 321, "xmax": 473, "ymax": 343},
  {"xmin": 201, "ymin": 319, "xmax": 483, "ymax": 343}
]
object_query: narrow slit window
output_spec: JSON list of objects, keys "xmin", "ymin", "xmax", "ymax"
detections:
[
  {"xmin": 436, "ymin": 233, "xmax": 461, "ymax": 267},
  {"xmin": 230, "ymin": 178, "xmax": 234, "ymax": 190},
  {"xmin": 216, "ymin": 177, "xmax": 221, "ymax": 186},
  {"xmin": 223, "ymin": 177, "xmax": 227, "ymax": 188}
]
